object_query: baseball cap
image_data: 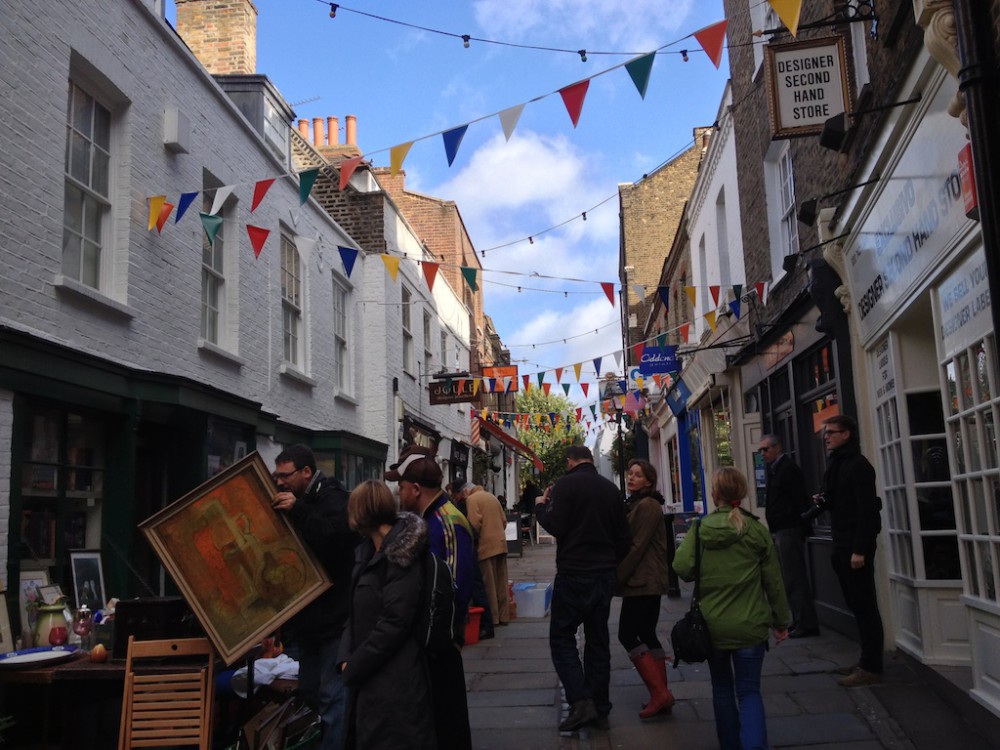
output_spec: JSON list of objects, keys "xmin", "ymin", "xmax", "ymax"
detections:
[
  {"xmin": 384, "ymin": 445, "xmax": 442, "ymax": 486},
  {"xmin": 451, "ymin": 477, "xmax": 467, "ymax": 495}
]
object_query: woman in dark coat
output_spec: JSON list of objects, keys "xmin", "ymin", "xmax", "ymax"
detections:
[
  {"xmin": 338, "ymin": 480, "xmax": 436, "ymax": 750},
  {"xmin": 615, "ymin": 458, "xmax": 675, "ymax": 719}
]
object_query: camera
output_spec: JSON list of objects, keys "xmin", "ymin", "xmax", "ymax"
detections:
[{"xmin": 801, "ymin": 493, "xmax": 831, "ymax": 522}]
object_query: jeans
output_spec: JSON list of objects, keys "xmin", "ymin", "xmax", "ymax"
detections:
[
  {"xmin": 549, "ymin": 570, "xmax": 616, "ymax": 716},
  {"xmin": 617, "ymin": 594, "xmax": 663, "ymax": 653},
  {"xmin": 297, "ymin": 636, "xmax": 346, "ymax": 750},
  {"xmin": 707, "ymin": 641, "xmax": 768, "ymax": 750},
  {"xmin": 832, "ymin": 548, "xmax": 884, "ymax": 673},
  {"xmin": 771, "ymin": 528, "xmax": 818, "ymax": 630}
]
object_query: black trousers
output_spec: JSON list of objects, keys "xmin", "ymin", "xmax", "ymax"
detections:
[
  {"xmin": 831, "ymin": 548, "xmax": 884, "ymax": 674},
  {"xmin": 617, "ymin": 594, "xmax": 663, "ymax": 653},
  {"xmin": 427, "ymin": 644, "xmax": 472, "ymax": 750}
]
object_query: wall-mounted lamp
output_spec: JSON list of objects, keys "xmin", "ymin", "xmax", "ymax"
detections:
[
  {"xmin": 797, "ymin": 176, "xmax": 881, "ymax": 227},
  {"xmin": 781, "ymin": 232, "xmax": 852, "ymax": 274},
  {"xmin": 819, "ymin": 94, "xmax": 922, "ymax": 151}
]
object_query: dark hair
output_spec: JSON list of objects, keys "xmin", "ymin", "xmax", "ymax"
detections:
[
  {"xmin": 348, "ymin": 480, "xmax": 398, "ymax": 536},
  {"xmin": 760, "ymin": 434, "xmax": 781, "ymax": 450},
  {"xmin": 565, "ymin": 445, "xmax": 594, "ymax": 463},
  {"xmin": 823, "ymin": 414, "xmax": 858, "ymax": 438},
  {"xmin": 627, "ymin": 458, "xmax": 657, "ymax": 487},
  {"xmin": 275, "ymin": 444, "xmax": 317, "ymax": 472}
]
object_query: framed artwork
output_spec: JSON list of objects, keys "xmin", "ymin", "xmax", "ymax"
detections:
[
  {"xmin": 235, "ymin": 441, "xmax": 248, "ymax": 461},
  {"xmin": 18, "ymin": 570, "xmax": 49, "ymax": 636},
  {"xmin": 0, "ymin": 598, "xmax": 12, "ymax": 652},
  {"xmin": 69, "ymin": 550, "xmax": 105, "ymax": 611},
  {"xmin": 140, "ymin": 452, "xmax": 331, "ymax": 665}
]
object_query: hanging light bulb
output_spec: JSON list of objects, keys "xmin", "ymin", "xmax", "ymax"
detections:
[
  {"xmin": 681, "ymin": 49, "xmax": 689, "ymax": 62},
  {"xmin": 462, "ymin": 35, "xmax": 471, "ymax": 48},
  {"xmin": 528, "ymin": 236, "xmax": 534, "ymax": 244},
  {"xmin": 329, "ymin": 3, "xmax": 338, "ymax": 18},
  {"xmin": 582, "ymin": 211, "xmax": 587, "ymax": 221},
  {"xmin": 578, "ymin": 49, "xmax": 587, "ymax": 62}
]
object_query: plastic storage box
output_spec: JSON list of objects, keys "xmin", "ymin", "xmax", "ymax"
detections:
[{"xmin": 513, "ymin": 582, "xmax": 552, "ymax": 618}]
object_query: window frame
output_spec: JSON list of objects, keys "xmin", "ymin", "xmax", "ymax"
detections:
[
  {"xmin": 332, "ymin": 274, "xmax": 350, "ymax": 393},
  {"xmin": 401, "ymin": 285, "xmax": 414, "ymax": 375},
  {"xmin": 764, "ymin": 141, "xmax": 799, "ymax": 282},
  {"xmin": 280, "ymin": 232, "xmax": 304, "ymax": 368}
]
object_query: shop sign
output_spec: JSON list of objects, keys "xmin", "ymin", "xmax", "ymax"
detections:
[
  {"xmin": 402, "ymin": 415, "xmax": 440, "ymax": 451},
  {"xmin": 638, "ymin": 345, "xmax": 678, "ymax": 375},
  {"xmin": 872, "ymin": 336, "xmax": 896, "ymax": 405},
  {"xmin": 482, "ymin": 366, "xmax": 519, "ymax": 391},
  {"xmin": 937, "ymin": 247, "xmax": 991, "ymax": 360},
  {"xmin": 959, "ymin": 143, "xmax": 979, "ymax": 220},
  {"xmin": 429, "ymin": 379, "xmax": 476, "ymax": 405},
  {"xmin": 844, "ymin": 77, "xmax": 972, "ymax": 342},
  {"xmin": 765, "ymin": 36, "xmax": 850, "ymax": 138}
]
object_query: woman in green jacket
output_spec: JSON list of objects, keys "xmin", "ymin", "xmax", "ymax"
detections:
[{"xmin": 674, "ymin": 468, "xmax": 790, "ymax": 750}]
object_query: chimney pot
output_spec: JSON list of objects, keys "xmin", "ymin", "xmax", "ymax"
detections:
[
  {"xmin": 346, "ymin": 115, "xmax": 357, "ymax": 147},
  {"xmin": 297, "ymin": 119, "xmax": 310, "ymax": 140},
  {"xmin": 327, "ymin": 117, "xmax": 339, "ymax": 145},
  {"xmin": 313, "ymin": 117, "xmax": 324, "ymax": 147}
]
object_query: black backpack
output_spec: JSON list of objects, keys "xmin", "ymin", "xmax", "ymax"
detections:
[{"xmin": 416, "ymin": 550, "xmax": 458, "ymax": 654}]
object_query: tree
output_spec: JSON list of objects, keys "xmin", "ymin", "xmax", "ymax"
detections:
[{"xmin": 513, "ymin": 388, "xmax": 585, "ymax": 488}]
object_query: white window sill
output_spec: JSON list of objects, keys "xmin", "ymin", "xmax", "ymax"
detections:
[
  {"xmin": 54, "ymin": 275, "xmax": 134, "ymax": 319},
  {"xmin": 279, "ymin": 362, "xmax": 317, "ymax": 388},
  {"xmin": 334, "ymin": 391, "xmax": 359, "ymax": 407},
  {"xmin": 197, "ymin": 339, "xmax": 246, "ymax": 367}
]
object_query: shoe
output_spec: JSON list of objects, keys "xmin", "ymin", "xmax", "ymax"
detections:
[
  {"xmin": 593, "ymin": 714, "xmax": 610, "ymax": 731},
  {"xmin": 632, "ymin": 651, "xmax": 675, "ymax": 719},
  {"xmin": 479, "ymin": 626, "xmax": 495, "ymax": 640},
  {"xmin": 834, "ymin": 663, "xmax": 858, "ymax": 676},
  {"xmin": 559, "ymin": 698, "xmax": 598, "ymax": 732},
  {"xmin": 837, "ymin": 668, "xmax": 881, "ymax": 687},
  {"xmin": 788, "ymin": 627, "xmax": 821, "ymax": 639}
]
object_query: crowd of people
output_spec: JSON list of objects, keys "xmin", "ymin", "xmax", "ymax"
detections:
[{"xmin": 267, "ymin": 411, "xmax": 885, "ymax": 749}]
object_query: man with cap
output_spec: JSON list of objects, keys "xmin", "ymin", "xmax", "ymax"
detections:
[
  {"xmin": 385, "ymin": 445, "xmax": 474, "ymax": 750},
  {"xmin": 272, "ymin": 443, "xmax": 358, "ymax": 750}
]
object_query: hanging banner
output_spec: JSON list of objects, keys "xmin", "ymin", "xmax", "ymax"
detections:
[
  {"xmin": 482, "ymin": 366, "xmax": 519, "ymax": 391},
  {"xmin": 429, "ymin": 379, "xmax": 477, "ymax": 405},
  {"xmin": 638, "ymin": 345, "xmax": 678, "ymax": 375},
  {"xmin": 765, "ymin": 36, "xmax": 849, "ymax": 139}
]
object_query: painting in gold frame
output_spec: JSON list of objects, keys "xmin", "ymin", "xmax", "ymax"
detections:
[{"xmin": 140, "ymin": 452, "xmax": 331, "ymax": 665}]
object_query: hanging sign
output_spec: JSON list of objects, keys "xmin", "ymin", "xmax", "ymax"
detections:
[
  {"xmin": 429, "ymin": 379, "xmax": 477, "ymax": 405},
  {"xmin": 638, "ymin": 345, "xmax": 678, "ymax": 375},
  {"xmin": 482, "ymin": 366, "xmax": 519, "ymax": 392},
  {"xmin": 765, "ymin": 36, "xmax": 850, "ymax": 139}
]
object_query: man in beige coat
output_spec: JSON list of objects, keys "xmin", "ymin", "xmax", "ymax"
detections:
[{"xmin": 458, "ymin": 480, "xmax": 510, "ymax": 626}]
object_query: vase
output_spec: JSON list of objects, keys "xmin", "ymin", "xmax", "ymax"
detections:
[{"xmin": 35, "ymin": 604, "xmax": 69, "ymax": 648}]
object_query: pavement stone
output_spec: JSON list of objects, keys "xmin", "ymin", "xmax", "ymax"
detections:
[{"xmin": 465, "ymin": 539, "xmax": 1000, "ymax": 750}]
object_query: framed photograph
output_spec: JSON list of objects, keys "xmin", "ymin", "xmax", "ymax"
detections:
[
  {"xmin": 234, "ymin": 441, "xmax": 248, "ymax": 461},
  {"xmin": 18, "ymin": 570, "xmax": 49, "ymax": 636},
  {"xmin": 140, "ymin": 452, "xmax": 331, "ymax": 665},
  {"xmin": 69, "ymin": 551, "xmax": 105, "ymax": 611}
]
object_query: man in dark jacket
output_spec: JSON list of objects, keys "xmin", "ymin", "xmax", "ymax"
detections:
[
  {"xmin": 535, "ymin": 445, "xmax": 630, "ymax": 732},
  {"xmin": 272, "ymin": 444, "xmax": 358, "ymax": 750},
  {"xmin": 760, "ymin": 434, "xmax": 820, "ymax": 638},
  {"xmin": 820, "ymin": 416, "xmax": 884, "ymax": 687}
]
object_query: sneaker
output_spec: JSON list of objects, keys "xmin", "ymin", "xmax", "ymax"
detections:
[
  {"xmin": 834, "ymin": 663, "xmax": 858, "ymax": 676},
  {"xmin": 559, "ymin": 698, "xmax": 598, "ymax": 732},
  {"xmin": 837, "ymin": 668, "xmax": 881, "ymax": 687}
]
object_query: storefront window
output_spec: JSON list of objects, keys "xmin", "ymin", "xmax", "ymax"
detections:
[
  {"xmin": 687, "ymin": 414, "xmax": 704, "ymax": 511},
  {"xmin": 711, "ymin": 399, "xmax": 733, "ymax": 467}
]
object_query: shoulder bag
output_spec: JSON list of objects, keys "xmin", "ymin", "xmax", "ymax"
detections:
[{"xmin": 670, "ymin": 520, "xmax": 714, "ymax": 667}]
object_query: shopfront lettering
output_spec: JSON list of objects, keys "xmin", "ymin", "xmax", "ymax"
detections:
[{"xmin": 858, "ymin": 274, "xmax": 885, "ymax": 320}]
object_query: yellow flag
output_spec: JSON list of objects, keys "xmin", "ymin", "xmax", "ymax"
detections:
[
  {"xmin": 472, "ymin": 379, "xmax": 481, "ymax": 396},
  {"xmin": 148, "ymin": 196, "xmax": 166, "ymax": 231},
  {"xmin": 685, "ymin": 286, "xmax": 697, "ymax": 309},
  {"xmin": 768, "ymin": 0, "xmax": 801, "ymax": 36},
  {"xmin": 380, "ymin": 255, "xmax": 400, "ymax": 282},
  {"xmin": 390, "ymin": 142, "xmax": 414, "ymax": 175},
  {"xmin": 705, "ymin": 311, "xmax": 718, "ymax": 331},
  {"xmin": 573, "ymin": 362, "xmax": 583, "ymax": 381}
]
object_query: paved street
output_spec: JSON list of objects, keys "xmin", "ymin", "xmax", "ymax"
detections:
[{"xmin": 463, "ymin": 540, "xmax": 1000, "ymax": 750}]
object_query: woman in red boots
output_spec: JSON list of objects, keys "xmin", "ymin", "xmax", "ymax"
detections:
[{"xmin": 615, "ymin": 459, "xmax": 676, "ymax": 719}]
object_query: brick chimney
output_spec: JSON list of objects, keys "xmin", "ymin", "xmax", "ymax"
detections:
[
  {"xmin": 175, "ymin": 0, "xmax": 258, "ymax": 75},
  {"xmin": 298, "ymin": 114, "xmax": 362, "ymax": 162}
]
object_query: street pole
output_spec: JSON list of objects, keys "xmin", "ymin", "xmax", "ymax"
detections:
[{"xmin": 952, "ymin": 0, "xmax": 1000, "ymax": 371}]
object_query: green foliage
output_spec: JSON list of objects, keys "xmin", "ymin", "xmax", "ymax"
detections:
[
  {"xmin": 609, "ymin": 422, "xmax": 636, "ymax": 480},
  {"xmin": 513, "ymin": 389, "xmax": 585, "ymax": 487}
]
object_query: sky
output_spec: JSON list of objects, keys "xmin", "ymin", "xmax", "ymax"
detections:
[{"xmin": 171, "ymin": 0, "xmax": 730, "ymax": 411}]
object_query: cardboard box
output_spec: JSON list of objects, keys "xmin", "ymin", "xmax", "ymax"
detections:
[{"xmin": 513, "ymin": 582, "xmax": 552, "ymax": 618}]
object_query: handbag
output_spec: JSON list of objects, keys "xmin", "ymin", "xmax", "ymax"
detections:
[{"xmin": 671, "ymin": 520, "xmax": 714, "ymax": 667}]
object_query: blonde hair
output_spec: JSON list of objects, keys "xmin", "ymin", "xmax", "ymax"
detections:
[
  {"xmin": 348, "ymin": 479, "xmax": 398, "ymax": 536},
  {"xmin": 712, "ymin": 467, "xmax": 749, "ymax": 535}
]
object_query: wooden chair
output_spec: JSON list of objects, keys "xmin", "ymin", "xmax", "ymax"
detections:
[{"xmin": 118, "ymin": 635, "xmax": 215, "ymax": 749}]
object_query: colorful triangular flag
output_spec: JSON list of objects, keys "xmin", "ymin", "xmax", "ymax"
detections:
[
  {"xmin": 624, "ymin": 52, "xmax": 655, "ymax": 99},
  {"xmin": 593, "ymin": 357, "xmax": 603, "ymax": 376},
  {"xmin": 705, "ymin": 310, "xmax": 718, "ymax": 331},
  {"xmin": 209, "ymin": 186, "xmax": 235, "ymax": 216},
  {"xmin": 252, "ymin": 178, "xmax": 275, "ymax": 212},
  {"xmin": 381, "ymin": 254, "xmax": 400, "ymax": 282},
  {"xmin": 247, "ymin": 225, "xmax": 270, "ymax": 258},
  {"xmin": 148, "ymin": 196, "xmax": 166, "ymax": 231},
  {"xmin": 390, "ymin": 142, "xmax": 413, "ymax": 175},
  {"xmin": 155, "ymin": 202, "xmax": 174, "ymax": 233},
  {"xmin": 573, "ymin": 363, "xmax": 583, "ymax": 381},
  {"xmin": 768, "ymin": 0, "xmax": 801, "ymax": 36},
  {"xmin": 710, "ymin": 285, "xmax": 720, "ymax": 306},
  {"xmin": 729, "ymin": 299, "xmax": 742, "ymax": 319},
  {"xmin": 581, "ymin": 382, "xmax": 589, "ymax": 398},
  {"xmin": 175, "ymin": 191, "xmax": 198, "ymax": 223},
  {"xmin": 559, "ymin": 80, "xmax": 590, "ymax": 128},
  {"xmin": 298, "ymin": 168, "xmax": 319, "ymax": 205},
  {"xmin": 657, "ymin": 285, "xmax": 670, "ymax": 311},
  {"xmin": 442, "ymin": 125, "xmax": 469, "ymax": 167},
  {"xmin": 461, "ymin": 266, "xmax": 478, "ymax": 292},
  {"xmin": 601, "ymin": 282, "xmax": 615, "ymax": 306},
  {"xmin": 685, "ymin": 286, "xmax": 697, "ymax": 309},
  {"xmin": 498, "ymin": 104, "xmax": 525, "ymax": 142},
  {"xmin": 338, "ymin": 246, "xmax": 359, "ymax": 278},
  {"xmin": 199, "ymin": 213, "xmax": 223, "ymax": 245},
  {"xmin": 340, "ymin": 156, "xmax": 363, "ymax": 192},
  {"xmin": 693, "ymin": 20, "xmax": 728, "ymax": 68},
  {"xmin": 422, "ymin": 261, "xmax": 440, "ymax": 291}
]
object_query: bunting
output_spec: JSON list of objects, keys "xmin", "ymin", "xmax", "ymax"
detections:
[
  {"xmin": 624, "ymin": 53, "xmax": 655, "ymax": 99},
  {"xmin": 252, "ymin": 178, "xmax": 275, "ymax": 212},
  {"xmin": 461, "ymin": 266, "xmax": 479, "ymax": 292},
  {"xmin": 442, "ymin": 125, "xmax": 469, "ymax": 167},
  {"xmin": 768, "ymin": 0, "xmax": 802, "ymax": 36},
  {"xmin": 199, "ymin": 213, "xmax": 223, "ymax": 246},
  {"xmin": 422, "ymin": 262, "xmax": 440, "ymax": 291},
  {"xmin": 390, "ymin": 142, "xmax": 413, "ymax": 175},
  {"xmin": 298, "ymin": 169, "xmax": 319, "ymax": 205},
  {"xmin": 338, "ymin": 246, "xmax": 359, "ymax": 278},
  {"xmin": 657, "ymin": 285, "xmax": 670, "ymax": 311},
  {"xmin": 340, "ymin": 156, "xmax": 363, "ymax": 191},
  {"xmin": 155, "ymin": 202, "xmax": 174, "ymax": 233},
  {"xmin": 210, "ymin": 185, "xmax": 235, "ymax": 216},
  {"xmin": 148, "ymin": 196, "xmax": 166, "ymax": 231},
  {"xmin": 380, "ymin": 254, "xmax": 400, "ymax": 281},
  {"xmin": 559, "ymin": 80, "xmax": 590, "ymax": 128},
  {"xmin": 601, "ymin": 282, "xmax": 615, "ymax": 306},
  {"xmin": 693, "ymin": 20, "xmax": 729, "ymax": 68},
  {"xmin": 498, "ymin": 104, "xmax": 525, "ymax": 142},
  {"xmin": 247, "ymin": 225, "xmax": 270, "ymax": 258},
  {"xmin": 176, "ymin": 192, "xmax": 198, "ymax": 223}
]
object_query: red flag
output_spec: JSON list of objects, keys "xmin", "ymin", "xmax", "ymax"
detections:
[
  {"xmin": 601, "ymin": 282, "xmax": 615, "ymax": 306},
  {"xmin": 680, "ymin": 322, "xmax": 691, "ymax": 343},
  {"xmin": 522, "ymin": 374, "xmax": 530, "ymax": 391},
  {"xmin": 693, "ymin": 20, "xmax": 728, "ymax": 69},
  {"xmin": 633, "ymin": 342, "xmax": 645, "ymax": 362},
  {"xmin": 755, "ymin": 281, "xmax": 767, "ymax": 303},
  {"xmin": 251, "ymin": 178, "xmax": 275, "ymax": 212},
  {"xmin": 542, "ymin": 383, "xmax": 552, "ymax": 396},
  {"xmin": 340, "ymin": 156, "xmax": 363, "ymax": 192},
  {"xmin": 422, "ymin": 262, "xmax": 440, "ymax": 292},
  {"xmin": 247, "ymin": 225, "xmax": 270, "ymax": 258},
  {"xmin": 554, "ymin": 367, "xmax": 563, "ymax": 383},
  {"xmin": 155, "ymin": 202, "xmax": 174, "ymax": 233},
  {"xmin": 581, "ymin": 382, "xmax": 589, "ymax": 398},
  {"xmin": 709, "ymin": 285, "xmax": 720, "ymax": 306},
  {"xmin": 559, "ymin": 80, "xmax": 590, "ymax": 128}
]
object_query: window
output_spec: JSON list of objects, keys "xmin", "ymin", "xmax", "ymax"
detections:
[
  {"xmin": 332, "ymin": 276, "xmax": 349, "ymax": 391},
  {"xmin": 764, "ymin": 142, "xmax": 799, "ymax": 279},
  {"xmin": 201, "ymin": 193, "xmax": 225, "ymax": 344},
  {"xmin": 401, "ymin": 285, "xmax": 414, "ymax": 374},
  {"xmin": 848, "ymin": 0, "xmax": 871, "ymax": 96},
  {"xmin": 281, "ymin": 233, "xmax": 303, "ymax": 366},
  {"xmin": 751, "ymin": 2, "xmax": 782, "ymax": 73},
  {"xmin": 440, "ymin": 330, "xmax": 448, "ymax": 370},
  {"xmin": 63, "ymin": 80, "xmax": 111, "ymax": 289},
  {"xmin": 423, "ymin": 311, "xmax": 433, "ymax": 370}
]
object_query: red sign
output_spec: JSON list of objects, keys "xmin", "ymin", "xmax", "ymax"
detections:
[
  {"xmin": 959, "ymin": 143, "xmax": 979, "ymax": 221},
  {"xmin": 429, "ymin": 380, "xmax": 476, "ymax": 405}
]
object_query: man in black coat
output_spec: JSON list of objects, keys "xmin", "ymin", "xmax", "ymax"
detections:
[
  {"xmin": 272, "ymin": 444, "xmax": 359, "ymax": 750},
  {"xmin": 820, "ymin": 416, "xmax": 884, "ymax": 687},
  {"xmin": 759, "ymin": 434, "xmax": 819, "ymax": 638},
  {"xmin": 535, "ymin": 445, "xmax": 630, "ymax": 732}
]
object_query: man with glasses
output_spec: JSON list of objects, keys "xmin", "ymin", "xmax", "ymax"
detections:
[
  {"xmin": 819, "ymin": 416, "xmax": 884, "ymax": 687},
  {"xmin": 272, "ymin": 444, "xmax": 357, "ymax": 750},
  {"xmin": 759, "ymin": 435, "xmax": 820, "ymax": 638}
]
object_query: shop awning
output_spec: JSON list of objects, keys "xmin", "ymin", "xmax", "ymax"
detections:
[{"xmin": 477, "ymin": 417, "xmax": 544, "ymax": 472}]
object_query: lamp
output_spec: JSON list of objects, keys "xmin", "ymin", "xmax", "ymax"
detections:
[
  {"xmin": 328, "ymin": 3, "xmax": 338, "ymax": 18},
  {"xmin": 819, "ymin": 95, "xmax": 922, "ymax": 151},
  {"xmin": 797, "ymin": 176, "xmax": 881, "ymax": 226},
  {"xmin": 462, "ymin": 35, "xmax": 470, "ymax": 48}
]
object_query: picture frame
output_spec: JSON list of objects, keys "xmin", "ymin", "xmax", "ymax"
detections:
[
  {"xmin": 18, "ymin": 570, "xmax": 49, "ymax": 636},
  {"xmin": 140, "ymin": 452, "xmax": 332, "ymax": 665},
  {"xmin": 69, "ymin": 550, "xmax": 105, "ymax": 611},
  {"xmin": 0, "ymin": 597, "xmax": 12, "ymax": 652},
  {"xmin": 234, "ymin": 441, "xmax": 248, "ymax": 461}
]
